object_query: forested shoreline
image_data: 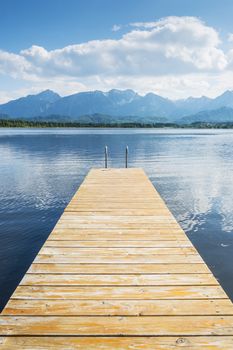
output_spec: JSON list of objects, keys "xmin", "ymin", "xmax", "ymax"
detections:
[{"xmin": 1, "ymin": 119, "xmax": 233, "ymax": 129}]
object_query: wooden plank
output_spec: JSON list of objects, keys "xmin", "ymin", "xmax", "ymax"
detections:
[
  {"xmin": 50, "ymin": 227, "xmax": 185, "ymax": 234},
  {"xmin": 12, "ymin": 285, "xmax": 227, "ymax": 299},
  {"xmin": 39, "ymin": 247, "xmax": 197, "ymax": 255},
  {"xmin": 35, "ymin": 254, "xmax": 203, "ymax": 264},
  {"xmin": 28, "ymin": 263, "xmax": 211, "ymax": 274},
  {"xmin": 49, "ymin": 231, "xmax": 187, "ymax": 241},
  {"xmin": 64, "ymin": 209, "xmax": 173, "ymax": 216},
  {"xmin": 1, "ymin": 336, "xmax": 233, "ymax": 349},
  {"xmin": 66, "ymin": 202, "xmax": 170, "ymax": 208},
  {"xmin": 60, "ymin": 215, "xmax": 178, "ymax": 222},
  {"xmin": 51, "ymin": 227, "xmax": 184, "ymax": 233},
  {"xmin": 1, "ymin": 316, "xmax": 233, "ymax": 336},
  {"xmin": 45, "ymin": 240, "xmax": 193, "ymax": 247},
  {"xmin": 20, "ymin": 273, "xmax": 218, "ymax": 286},
  {"xmin": 3, "ymin": 299, "xmax": 232, "ymax": 316},
  {"xmin": 48, "ymin": 234, "xmax": 189, "ymax": 241},
  {"xmin": 54, "ymin": 223, "xmax": 180, "ymax": 229}
]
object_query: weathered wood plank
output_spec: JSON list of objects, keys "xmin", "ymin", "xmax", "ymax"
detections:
[
  {"xmin": 35, "ymin": 253, "xmax": 203, "ymax": 263},
  {"xmin": 20, "ymin": 273, "xmax": 217, "ymax": 286},
  {"xmin": 64, "ymin": 209, "xmax": 172, "ymax": 215},
  {"xmin": 61, "ymin": 215, "xmax": 177, "ymax": 222},
  {"xmin": 1, "ymin": 316, "xmax": 233, "ymax": 336},
  {"xmin": 51, "ymin": 227, "xmax": 185, "ymax": 233},
  {"xmin": 66, "ymin": 202, "xmax": 170, "ymax": 208},
  {"xmin": 12, "ymin": 285, "xmax": 227, "ymax": 300},
  {"xmin": 45, "ymin": 240, "xmax": 193, "ymax": 247},
  {"xmin": 28, "ymin": 263, "xmax": 211, "ymax": 274},
  {"xmin": 49, "ymin": 231, "xmax": 186, "ymax": 241},
  {"xmin": 39, "ymin": 246, "xmax": 197, "ymax": 255},
  {"xmin": 3, "ymin": 299, "xmax": 232, "ymax": 316},
  {"xmin": 1, "ymin": 336, "xmax": 233, "ymax": 349},
  {"xmin": 55, "ymin": 224, "xmax": 180, "ymax": 230}
]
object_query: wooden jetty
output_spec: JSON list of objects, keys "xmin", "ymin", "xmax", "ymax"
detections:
[{"xmin": 0, "ymin": 168, "xmax": 233, "ymax": 349}]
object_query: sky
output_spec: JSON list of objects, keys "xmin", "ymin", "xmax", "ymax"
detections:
[{"xmin": 1, "ymin": 0, "xmax": 233, "ymax": 102}]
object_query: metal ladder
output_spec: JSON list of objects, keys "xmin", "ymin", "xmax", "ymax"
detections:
[{"xmin": 104, "ymin": 146, "xmax": 129, "ymax": 168}]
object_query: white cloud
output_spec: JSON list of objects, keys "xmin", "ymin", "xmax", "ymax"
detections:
[
  {"xmin": 112, "ymin": 24, "xmax": 121, "ymax": 32},
  {"xmin": 18, "ymin": 16, "xmax": 227, "ymax": 77},
  {"xmin": 130, "ymin": 21, "xmax": 159, "ymax": 29},
  {"xmin": 1, "ymin": 16, "xmax": 233, "ymax": 101},
  {"xmin": 0, "ymin": 50, "xmax": 33, "ymax": 79},
  {"xmin": 228, "ymin": 33, "xmax": 233, "ymax": 42}
]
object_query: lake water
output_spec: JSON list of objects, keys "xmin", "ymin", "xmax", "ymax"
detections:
[{"xmin": 0, "ymin": 128, "xmax": 233, "ymax": 309}]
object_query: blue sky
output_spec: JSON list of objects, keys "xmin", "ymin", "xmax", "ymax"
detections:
[{"xmin": 1, "ymin": 0, "xmax": 233, "ymax": 102}]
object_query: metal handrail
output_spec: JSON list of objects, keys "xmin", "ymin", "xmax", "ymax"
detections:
[
  {"xmin": 104, "ymin": 146, "xmax": 108, "ymax": 168},
  {"xmin": 125, "ymin": 145, "xmax": 129, "ymax": 168},
  {"xmin": 104, "ymin": 145, "xmax": 129, "ymax": 168}
]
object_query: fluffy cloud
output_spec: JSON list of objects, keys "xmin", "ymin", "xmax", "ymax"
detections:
[
  {"xmin": 0, "ymin": 50, "xmax": 33, "ymax": 79},
  {"xmin": 1, "ymin": 16, "xmax": 233, "ymax": 100},
  {"xmin": 18, "ymin": 16, "xmax": 227, "ymax": 76}
]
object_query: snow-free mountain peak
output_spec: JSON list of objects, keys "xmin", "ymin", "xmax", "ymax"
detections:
[
  {"xmin": 1, "ymin": 89, "xmax": 233, "ymax": 123},
  {"xmin": 36, "ymin": 89, "xmax": 61, "ymax": 102}
]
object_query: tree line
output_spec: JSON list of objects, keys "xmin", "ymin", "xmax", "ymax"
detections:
[{"xmin": 0, "ymin": 118, "xmax": 233, "ymax": 129}]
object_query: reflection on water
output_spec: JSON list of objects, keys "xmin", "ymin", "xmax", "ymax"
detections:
[{"xmin": 0, "ymin": 128, "xmax": 233, "ymax": 308}]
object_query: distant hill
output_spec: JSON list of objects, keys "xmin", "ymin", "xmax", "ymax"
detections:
[
  {"xmin": 179, "ymin": 107, "xmax": 233, "ymax": 124},
  {"xmin": 41, "ymin": 89, "xmax": 174, "ymax": 119},
  {"xmin": 34, "ymin": 113, "xmax": 167, "ymax": 124},
  {"xmin": 2, "ymin": 88, "xmax": 233, "ymax": 123},
  {"xmin": 0, "ymin": 90, "xmax": 61, "ymax": 119}
]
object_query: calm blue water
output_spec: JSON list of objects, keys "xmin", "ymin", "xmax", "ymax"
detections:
[{"xmin": 0, "ymin": 128, "xmax": 233, "ymax": 308}]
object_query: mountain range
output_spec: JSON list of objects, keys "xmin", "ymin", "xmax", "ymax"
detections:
[{"xmin": 1, "ymin": 89, "xmax": 233, "ymax": 123}]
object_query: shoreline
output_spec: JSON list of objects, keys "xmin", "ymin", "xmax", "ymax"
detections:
[{"xmin": 1, "ymin": 119, "xmax": 233, "ymax": 129}]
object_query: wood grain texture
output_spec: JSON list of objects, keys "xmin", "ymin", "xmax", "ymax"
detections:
[
  {"xmin": 35, "ymin": 254, "xmax": 203, "ymax": 263},
  {"xmin": 0, "ymin": 168, "xmax": 232, "ymax": 348},
  {"xmin": 3, "ymin": 299, "xmax": 232, "ymax": 316},
  {"xmin": 28, "ymin": 263, "xmax": 210, "ymax": 274},
  {"xmin": 39, "ymin": 246, "xmax": 198, "ymax": 255},
  {"xmin": 45, "ymin": 239, "xmax": 193, "ymax": 247},
  {"xmin": 1, "ymin": 316, "xmax": 233, "ymax": 336},
  {"xmin": 11, "ymin": 285, "xmax": 227, "ymax": 300},
  {"xmin": 1, "ymin": 336, "xmax": 233, "ymax": 349},
  {"xmin": 20, "ymin": 273, "xmax": 217, "ymax": 286}
]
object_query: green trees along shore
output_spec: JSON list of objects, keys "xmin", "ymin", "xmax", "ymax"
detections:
[{"xmin": 0, "ymin": 119, "xmax": 233, "ymax": 128}]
